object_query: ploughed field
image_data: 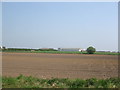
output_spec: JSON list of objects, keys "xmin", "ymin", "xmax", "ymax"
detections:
[{"xmin": 2, "ymin": 52, "xmax": 118, "ymax": 79}]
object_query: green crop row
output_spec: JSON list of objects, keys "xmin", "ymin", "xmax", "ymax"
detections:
[{"xmin": 2, "ymin": 75, "xmax": 120, "ymax": 88}]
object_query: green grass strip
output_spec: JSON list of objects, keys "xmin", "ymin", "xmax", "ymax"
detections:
[
  {"xmin": 2, "ymin": 50, "xmax": 120, "ymax": 55},
  {"xmin": 2, "ymin": 75, "xmax": 120, "ymax": 88}
]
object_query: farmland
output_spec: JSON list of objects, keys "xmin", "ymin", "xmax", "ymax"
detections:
[
  {"xmin": 3, "ymin": 52, "xmax": 118, "ymax": 79},
  {"xmin": 2, "ymin": 52, "xmax": 119, "ymax": 88}
]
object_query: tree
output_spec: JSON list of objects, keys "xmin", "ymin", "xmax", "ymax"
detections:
[
  {"xmin": 86, "ymin": 46, "xmax": 96, "ymax": 54},
  {"xmin": 2, "ymin": 46, "xmax": 6, "ymax": 50}
]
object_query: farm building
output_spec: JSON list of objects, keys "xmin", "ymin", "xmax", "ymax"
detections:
[{"xmin": 58, "ymin": 48, "xmax": 85, "ymax": 52}]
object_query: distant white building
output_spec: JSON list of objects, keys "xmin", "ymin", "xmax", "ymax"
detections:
[
  {"xmin": 79, "ymin": 49, "xmax": 86, "ymax": 52},
  {"xmin": 58, "ymin": 48, "xmax": 86, "ymax": 52}
]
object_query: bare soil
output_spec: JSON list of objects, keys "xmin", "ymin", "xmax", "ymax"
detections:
[{"xmin": 2, "ymin": 52, "xmax": 118, "ymax": 79}]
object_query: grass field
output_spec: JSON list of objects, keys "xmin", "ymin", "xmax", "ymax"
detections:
[
  {"xmin": 2, "ymin": 50, "xmax": 120, "ymax": 55},
  {"xmin": 2, "ymin": 52, "xmax": 119, "ymax": 88},
  {"xmin": 2, "ymin": 75, "xmax": 120, "ymax": 88}
]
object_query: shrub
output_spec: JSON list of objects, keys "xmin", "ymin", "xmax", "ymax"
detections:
[
  {"xmin": 2, "ymin": 75, "xmax": 120, "ymax": 88},
  {"xmin": 86, "ymin": 46, "xmax": 96, "ymax": 54}
]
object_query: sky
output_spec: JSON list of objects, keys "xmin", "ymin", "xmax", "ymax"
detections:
[
  {"xmin": 0, "ymin": 2, "xmax": 2, "ymax": 46},
  {"xmin": 2, "ymin": 2, "xmax": 118, "ymax": 51}
]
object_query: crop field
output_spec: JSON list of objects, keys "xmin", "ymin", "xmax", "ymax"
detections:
[{"xmin": 2, "ymin": 52, "xmax": 118, "ymax": 79}]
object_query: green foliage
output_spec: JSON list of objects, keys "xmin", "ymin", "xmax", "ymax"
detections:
[
  {"xmin": 85, "ymin": 78, "xmax": 97, "ymax": 87},
  {"xmin": 2, "ymin": 49, "xmax": 119, "ymax": 55},
  {"xmin": 95, "ymin": 52, "xmax": 120, "ymax": 55},
  {"xmin": 3, "ymin": 48, "xmax": 58, "ymax": 52},
  {"xmin": 3, "ymin": 48, "xmax": 32, "ymax": 51},
  {"xmin": 2, "ymin": 46, "xmax": 6, "ymax": 50},
  {"xmin": 67, "ymin": 79, "xmax": 86, "ymax": 88},
  {"xmin": 2, "ymin": 75, "xmax": 120, "ymax": 88},
  {"xmin": 39, "ymin": 49, "xmax": 58, "ymax": 51},
  {"xmin": 87, "ymin": 46, "xmax": 96, "ymax": 54}
]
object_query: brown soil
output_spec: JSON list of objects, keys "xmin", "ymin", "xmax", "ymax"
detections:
[{"xmin": 2, "ymin": 52, "xmax": 118, "ymax": 79}]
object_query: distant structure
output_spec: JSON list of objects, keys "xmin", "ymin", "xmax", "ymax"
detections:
[
  {"xmin": 0, "ymin": 46, "xmax": 6, "ymax": 50},
  {"xmin": 39, "ymin": 48, "xmax": 57, "ymax": 51},
  {"xmin": 58, "ymin": 48, "xmax": 86, "ymax": 52},
  {"xmin": 97, "ymin": 51, "xmax": 118, "ymax": 53},
  {"xmin": 40, "ymin": 48, "xmax": 53, "ymax": 50}
]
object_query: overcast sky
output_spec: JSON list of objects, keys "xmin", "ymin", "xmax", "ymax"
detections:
[{"xmin": 2, "ymin": 2, "xmax": 118, "ymax": 51}]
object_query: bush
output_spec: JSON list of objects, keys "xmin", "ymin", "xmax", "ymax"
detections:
[
  {"xmin": 2, "ymin": 75, "xmax": 120, "ymax": 88},
  {"xmin": 87, "ymin": 46, "xmax": 96, "ymax": 54}
]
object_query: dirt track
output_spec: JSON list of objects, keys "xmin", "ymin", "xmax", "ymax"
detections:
[{"xmin": 2, "ymin": 52, "xmax": 118, "ymax": 79}]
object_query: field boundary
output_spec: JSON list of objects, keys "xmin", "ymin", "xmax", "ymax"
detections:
[
  {"xmin": 2, "ymin": 75, "xmax": 120, "ymax": 88},
  {"xmin": 2, "ymin": 50, "xmax": 120, "ymax": 55}
]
